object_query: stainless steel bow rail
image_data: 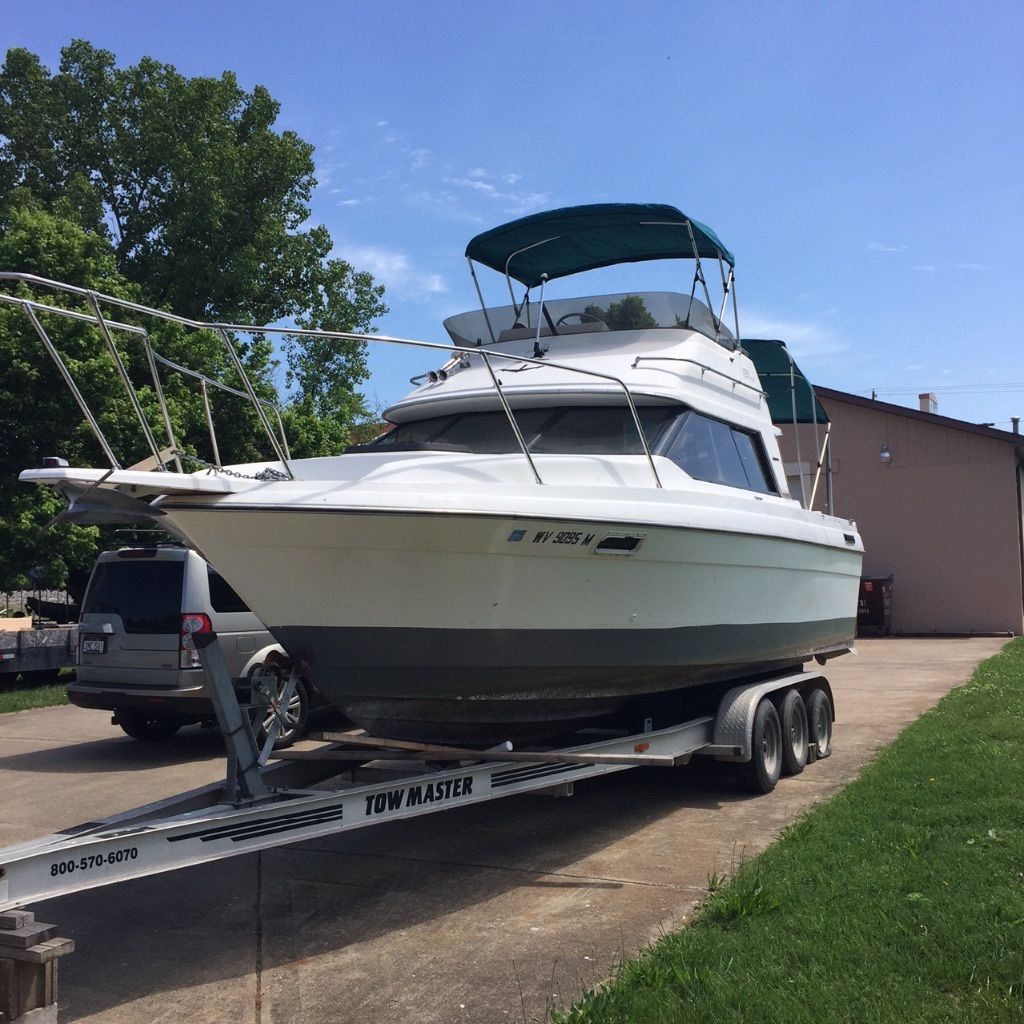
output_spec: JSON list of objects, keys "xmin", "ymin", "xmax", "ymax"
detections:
[
  {"xmin": 0, "ymin": 272, "xmax": 701, "ymax": 489},
  {"xmin": 0, "ymin": 625, "xmax": 836, "ymax": 1017}
]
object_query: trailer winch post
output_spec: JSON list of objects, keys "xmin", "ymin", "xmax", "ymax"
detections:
[{"xmin": 194, "ymin": 631, "xmax": 269, "ymax": 803}]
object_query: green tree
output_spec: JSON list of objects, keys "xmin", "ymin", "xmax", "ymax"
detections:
[
  {"xmin": 0, "ymin": 42, "xmax": 388, "ymax": 589},
  {"xmin": 584, "ymin": 294, "xmax": 658, "ymax": 331}
]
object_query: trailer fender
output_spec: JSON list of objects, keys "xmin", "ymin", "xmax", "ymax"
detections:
[{"xmin": 712, "ymin": 671, "xmax": 830, "ymax": 762}]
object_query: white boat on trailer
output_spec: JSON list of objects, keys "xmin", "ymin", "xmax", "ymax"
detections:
[{"xmin": 10, "ymin": 202, "xmax": 863, "ymax": 745}]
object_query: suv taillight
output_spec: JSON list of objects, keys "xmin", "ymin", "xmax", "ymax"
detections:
[{"xmin": 179, "ymin": 613, "xmax": 212, "ymax": 669}]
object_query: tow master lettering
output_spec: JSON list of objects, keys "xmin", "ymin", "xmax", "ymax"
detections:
[
  {"xmin": 363, "ymin": 777, "xmax": 474, "ymax": 816},
  {"xmin": 532, "ymin": 530, "xmax": 595, "ymax": 546}
]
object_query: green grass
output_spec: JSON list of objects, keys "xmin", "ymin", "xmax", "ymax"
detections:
[
  {"xmin": 0, "ymin": 675, "xmax": 70, "ymax": 713},
  {"xmin": 553, "ymin": 640, "xmax": 1024, "ymax": 1024}
]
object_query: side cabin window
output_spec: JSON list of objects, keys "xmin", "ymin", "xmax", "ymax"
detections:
[{"xmin": 666, "ymin": 412, "xmax": 777, "ymax": 494}]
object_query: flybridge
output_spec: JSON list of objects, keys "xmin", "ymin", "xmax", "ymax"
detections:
[{"xmin": 461, "ymin": 203, "xmax": 741, "ymax": 351}]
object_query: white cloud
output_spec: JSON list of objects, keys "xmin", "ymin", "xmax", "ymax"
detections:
[
  {"xmin": 338, "ymin": 244, "xmax": 448, "ymax": 301},
  {"xmin": 912, "ymin": 265, "xmax": 939, "ymax": 272},
  {"xmin": 868, "ymin": 242, "xmax": 907, "ymax": 253},
  {"xmin": 443, "ymin": 172, "xmax": 549, "ymax": 215},
  {"xmin": 449, "ymin": 177, "xmax": 499, "ymax": 196},
  {"xmin": 740, "ymin": 311, "xmax": 846, "ymax": 359},
  {"xmin": 408, "ymin": 147, "xmax": 433, "ymax": 171}
]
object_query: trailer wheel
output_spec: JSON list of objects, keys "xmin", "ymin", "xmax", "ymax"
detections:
[
  {"xmin": 776, "ymin": 689, "xmax": 809, "ymax": 776},
  {"xmin": 805, "ymin": 688, "xmax": 833, "ymax": 759},
  {"xmin": 741, "ymin": 699, "xmax": 782, "ymax": 794},
  {"xmin": 116, "ymin": 712, "xmax": 184, "ymax": 741}
]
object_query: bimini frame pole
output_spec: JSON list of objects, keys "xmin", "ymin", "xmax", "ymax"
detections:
[
  {"xmin": 466, "ymin": 258, "xmax": 498, "ymax": 345},
  {"xmin": 808, "ymin": 422, "xmax": 832, "ymax": 512}
]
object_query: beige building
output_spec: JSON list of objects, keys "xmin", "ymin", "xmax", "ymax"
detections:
[{"xmin": 780, "ymin": 389, "xmax": 1024, "ymax": 636}]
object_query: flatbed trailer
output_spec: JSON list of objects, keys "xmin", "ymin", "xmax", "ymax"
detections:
[
  {"xmin": 0, "ymin": 629, "xmax": 837, "ymax": 1018},
  {"xmin": 0, "ymin": 622, "xmax": 77, "ymax": 685}
]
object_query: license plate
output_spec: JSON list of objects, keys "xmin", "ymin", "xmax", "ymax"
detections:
[{"xmin": 81, "ymin": 638, "xmax": 106, "ymax": 655}]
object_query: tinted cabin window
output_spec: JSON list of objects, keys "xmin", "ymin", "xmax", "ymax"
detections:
[
  {"xmin": 529, "ymin": 407, "xmax": 677, "ymax": 454},
  {"xmin": 207, "ymin": 568, "xmax": 251, "ymax": 613},
  {"xmin": 83, "ymin": 561, "xmax": 184, "ymax": 634},
  {"xmin": 667, "ymin": 412, "xmax": 776, "ymax": 493},
  {"xmin": 731, "ymin": 430, "xmax": 776, "ymax": 494},
  {"xmin": 371, "ymin": 406, "xmax": 677, "ymax": 455}
]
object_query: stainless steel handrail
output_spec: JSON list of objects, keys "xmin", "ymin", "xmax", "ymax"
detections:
[
  {"xmin": 2, "ymin": 272, "xmax": 664, "ymax": 488},
  {"xmin": 631, "ymin": 356, "xmax": 766, "ymax": 399},
  {"xmin": 0, "ymin": 291, "xmax": 291, "ymax": 472}
]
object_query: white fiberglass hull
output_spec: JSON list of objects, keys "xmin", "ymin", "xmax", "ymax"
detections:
[{"xmin": 158, "ymin": 498, "xmax": 861, "ymax": 742}]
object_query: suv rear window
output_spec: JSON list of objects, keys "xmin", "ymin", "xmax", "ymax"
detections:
[
  {"xmin": 207, "ymin": 567, "xmax": 251, "ymax": 613},
  {"xmin": 83, "ymin": 561, "xmax": 184, "ymax": 634}
]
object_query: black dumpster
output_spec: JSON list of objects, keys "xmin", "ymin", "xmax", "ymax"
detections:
[{"xmin": 857, "ymin": 576, "xmax": 893, "ymax": 636}]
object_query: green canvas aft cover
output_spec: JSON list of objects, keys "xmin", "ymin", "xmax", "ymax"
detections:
[
  {"xmin": 465, "ymin": 203, "xmax": 735, "ymax": 288},
  {"xmin": 742, "ymin": 339, "xmax": 829, "ymax": 425}
]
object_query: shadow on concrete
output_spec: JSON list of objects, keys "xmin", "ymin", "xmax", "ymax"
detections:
[
  {"xmin": 0, "ymin": 707, "xmax": 348, "ymax": 775},
  {"xmin": 0, "ymin": 727, "xmax": 227, "ymax": 774},
  {"xmin": 45, "ymin": 761, "xmax": 747, "ymax": 1020}
]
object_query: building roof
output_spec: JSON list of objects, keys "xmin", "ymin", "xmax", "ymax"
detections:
[{"xmin": 816, "ymin": 386, "xmax": 1024, "ymax": 447}]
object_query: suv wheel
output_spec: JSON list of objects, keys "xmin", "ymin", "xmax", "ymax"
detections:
[
  {"xmin": 248, "ymin": 664, "xmax": 309, "ymax": 749},
  {"xmin": 116, "ymin": 711, "xmax": 184, "ymax": 741}
]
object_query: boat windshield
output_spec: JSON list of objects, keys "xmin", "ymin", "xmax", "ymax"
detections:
[
  {"xmin": 353, "ymin": 404, "xmax": 778, "ymax": 494},
  {"xmin": 443, "ymin": 291, "xmax": 732, "ymax": 348},
  {"xmin": 356, "ymin": 405, "xmax": 681, "ymax": 456}
]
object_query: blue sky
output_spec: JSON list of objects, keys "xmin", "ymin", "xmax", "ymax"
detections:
[{"xmin": 6, "ymin": 1, "xmax": 1023, "ymax": 426}]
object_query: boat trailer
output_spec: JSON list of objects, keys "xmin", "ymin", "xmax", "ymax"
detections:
[{"xmin": 0, "ymin": 630, "xmax": 835, "ymax": 1021}]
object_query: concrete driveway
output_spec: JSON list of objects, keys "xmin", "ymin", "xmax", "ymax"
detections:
[{"xmin": 0, "ymin": 637, "xmax": 1006, "ymax": 1023}]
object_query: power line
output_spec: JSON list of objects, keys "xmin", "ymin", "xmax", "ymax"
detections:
[{"xmin": 866, "ymin": 383, "xmax": 1024, "ymax": 396}]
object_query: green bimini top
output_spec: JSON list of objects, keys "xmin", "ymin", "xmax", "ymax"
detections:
[
  {"xmin": 465, "ymin": 203, "xmax": 735, "ymax": 288},
  {"xmin": 742, "ymin": 339, "xmax": 829, "ymax": 425}
]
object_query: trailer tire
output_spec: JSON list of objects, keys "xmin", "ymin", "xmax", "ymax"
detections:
[
  {"xmin": 776, "ymin": 689, "xmax": 809, "ymax": 776},
  {"xmin": 741, "ymin": 699, "xmax": 782, "ymax": 794},
  {"xmin": 805, "ymin": 688, "xmax": 833, "ymax": 759},
  {"xmin": 116, "ymin": 712, "xmax": 184, "ymax": 741}
]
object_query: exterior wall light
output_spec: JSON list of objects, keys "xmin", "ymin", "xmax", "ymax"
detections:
[{"xmin": 880, "ymin": 442, "xmax": 892, "ymax": 464}]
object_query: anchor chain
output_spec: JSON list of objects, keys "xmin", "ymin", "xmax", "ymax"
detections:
[{"xmin": 171, "ymin": 450, "xmax": 290, "ymax": 481}]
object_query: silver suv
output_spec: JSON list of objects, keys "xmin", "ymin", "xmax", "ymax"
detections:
[{"xmin": 74, "ymin": 545, "xmax": 310, "ymax": 745}]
